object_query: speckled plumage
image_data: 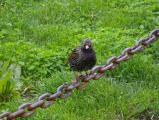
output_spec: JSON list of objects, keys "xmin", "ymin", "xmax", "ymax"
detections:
[{"xmin": 68, "ymin": 39, "xmax": 96, "ymax": 72}]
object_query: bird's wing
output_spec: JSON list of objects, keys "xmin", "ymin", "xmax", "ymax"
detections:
[{"xmin": 68, "ymin": 47, "xmax": 79, "ymax": 64}]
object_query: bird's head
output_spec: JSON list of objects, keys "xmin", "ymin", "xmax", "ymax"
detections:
[{"xmin": 82, "ymin": 39, "xmax": 93, "ymax": 51}]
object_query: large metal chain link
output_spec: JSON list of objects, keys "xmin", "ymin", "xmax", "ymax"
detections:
[{"xmin": 0, "ymin": 29, "xmax": 159, "ymax": 120}]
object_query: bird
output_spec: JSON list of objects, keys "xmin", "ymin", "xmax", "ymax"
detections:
[{"xmin": 68, "ymin": 39, "xmax": 96, "ymax": 76}]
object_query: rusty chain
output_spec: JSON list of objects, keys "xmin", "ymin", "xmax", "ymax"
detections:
[{"xmin": 0, "ymin": 29, "xmax": 159, "ymax": 120}]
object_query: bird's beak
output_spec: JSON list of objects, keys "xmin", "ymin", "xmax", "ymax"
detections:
[{"xmin": 85, "ymin": 45, "xmax": 89, "ymax": 49}]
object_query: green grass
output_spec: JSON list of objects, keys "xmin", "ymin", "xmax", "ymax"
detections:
[{"xmin": 0, "ymin": 0, "xmax": 159, "ymax": 119}]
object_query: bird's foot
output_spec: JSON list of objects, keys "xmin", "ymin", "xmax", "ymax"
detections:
[
  {"xmin": 85, "ymin": 70, "xmax": 91, "ymax": 76},
  {"xmin": 79, "ymin": 74, "xmax": 86, "ymax": 80}
]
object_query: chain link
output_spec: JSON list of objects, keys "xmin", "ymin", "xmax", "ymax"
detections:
[{"xmin": 0, "ymin": 29, "xmax": 158, "ymax": 120}]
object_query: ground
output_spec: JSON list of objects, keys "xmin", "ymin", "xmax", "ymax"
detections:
[{"xmin": 0, "ymin": 0, "xmax": 159, "ymax": 120}]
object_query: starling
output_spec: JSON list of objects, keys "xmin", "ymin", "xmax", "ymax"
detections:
[{"xmin": 68, "ymin": 39, "xmax": 96, "ymax": 73}]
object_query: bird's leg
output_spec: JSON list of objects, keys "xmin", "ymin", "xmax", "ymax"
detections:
[
  {"xmin": 72, "ymin": 72, "xmax": 80, "ymax": 84},
  {"xmin": 85, "ymin": 70, "xmax": 91, "ymax": 76},
  {"xmin": 85, "ymin": 71, "xmax": 88, "ymax": 76},
  {"xmin": 79, "ymin": 71, "xmax": 83, "ymax": 76},
  {"xmin": 74, "ymin": 72, "xmax": 79, "ymax": 80},
  {"xmin": 76, "ymin": 71, "xmax": 89, "ymax": 90},
  {"xmin": 79, "ymin": 70, "xmax": 91, "ymax": 89}
]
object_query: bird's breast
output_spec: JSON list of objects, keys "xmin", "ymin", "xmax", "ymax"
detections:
[{"xmin": 81, "ymin": 52, "xmax": 96, "ymax": 62}]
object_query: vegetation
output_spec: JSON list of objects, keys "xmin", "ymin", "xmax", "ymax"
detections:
[{"xmin": 0, "ymin": 0, "xmax": 159, "ymax": 119}]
